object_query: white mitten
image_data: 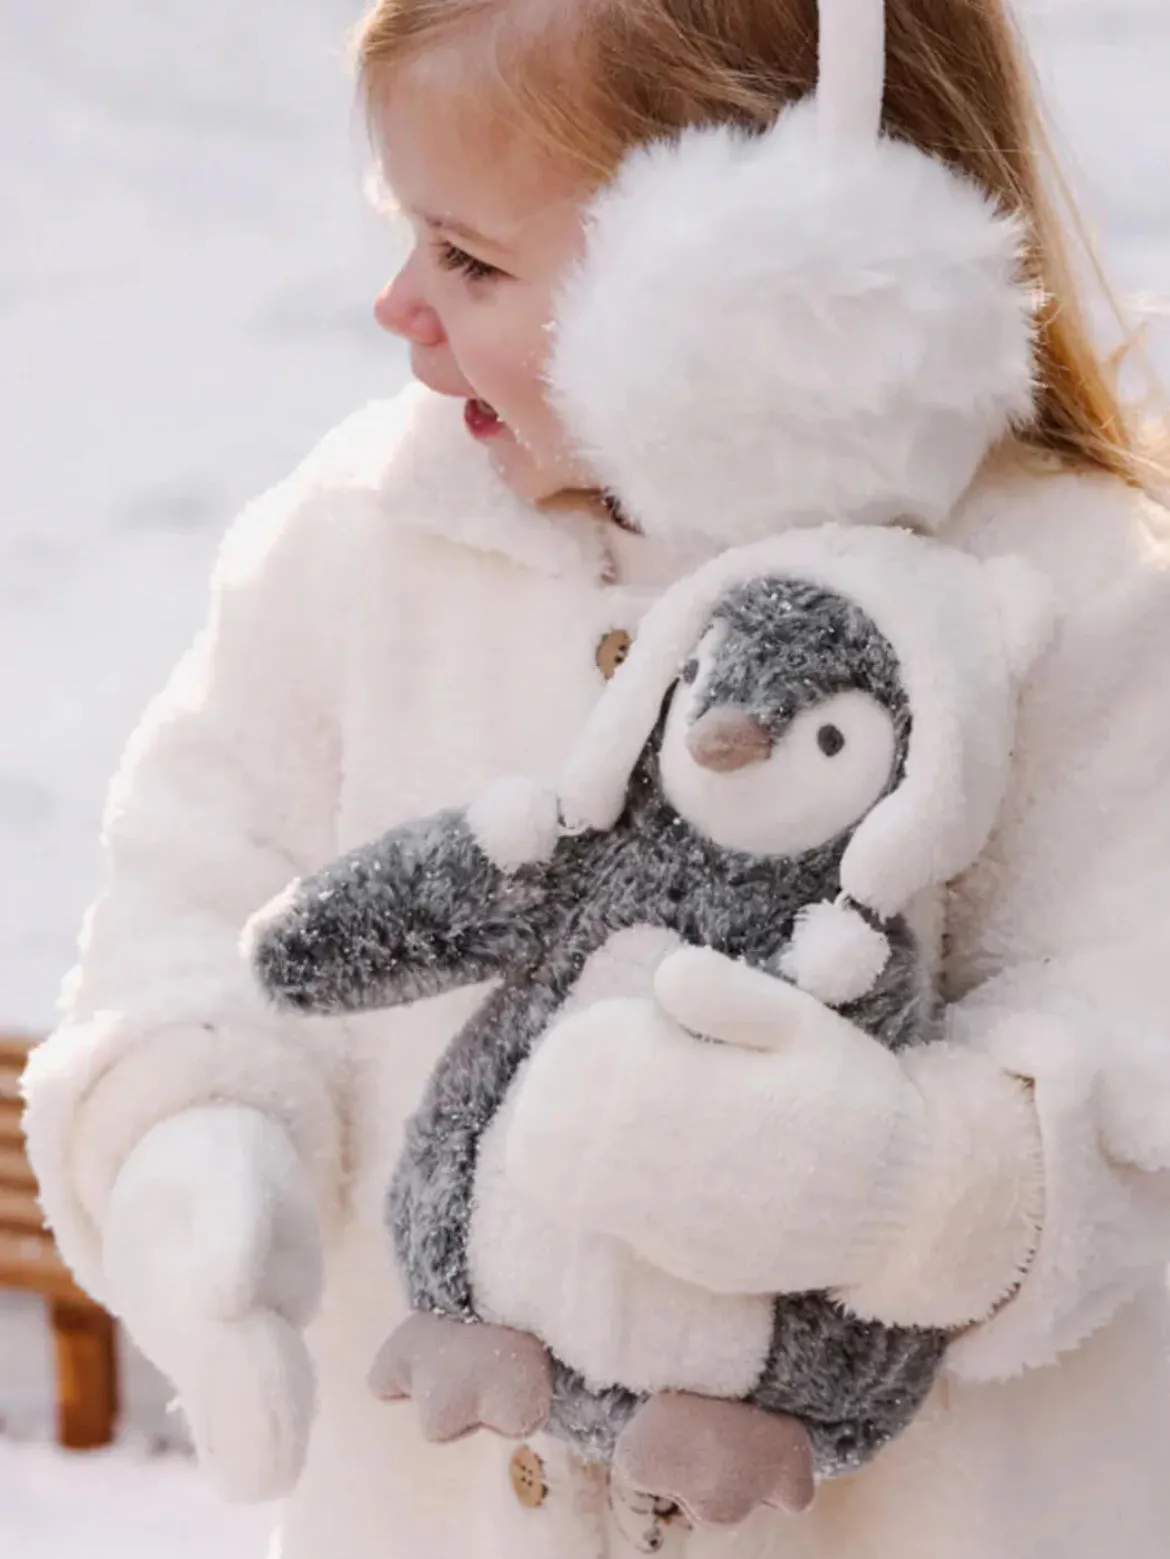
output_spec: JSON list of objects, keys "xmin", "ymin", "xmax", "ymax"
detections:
[
  {"xmin": 507, "ymin": 948, "xmax": 1042, "ymax": 1326},
  {"xmin": 102, "ymin": 1104, "xmax": 323, "ymax": 1502}
]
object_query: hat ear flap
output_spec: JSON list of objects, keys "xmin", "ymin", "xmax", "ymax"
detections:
[
  {"xmin": 556, "ymin": 541, "xmax": 814, "ymax": 830},
  {"xmin": 838, "ymin": 544, "xmax": 1051, "ymax": 919},
  {"xmin": 838, "ymin": 711, "xmax": 971, "ymax": 920},
  {"xmin": 558, "ymin": 590, "xmax": 717, "ymax": 832}
]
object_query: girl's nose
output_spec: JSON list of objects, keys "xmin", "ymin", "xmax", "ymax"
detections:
[{"xmin": 374, "ymin": 268, "xmax": 444, "ymax": 348}]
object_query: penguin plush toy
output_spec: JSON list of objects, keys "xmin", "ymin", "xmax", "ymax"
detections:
[{"xmin": 246, "ymin": 525, "xmax": 1052, "ymax": 1526}]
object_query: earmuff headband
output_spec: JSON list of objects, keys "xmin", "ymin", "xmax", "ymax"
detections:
[{"xmin": 817, "ymin": 0, "xmax": 887, "ymax": 147}]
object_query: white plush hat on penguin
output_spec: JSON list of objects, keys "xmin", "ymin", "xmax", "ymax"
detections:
[
  {"xmin": 553, "ymin": 524, "xmax": 1054, "ymax": 1008},
  {"xmin": 548, "ymin": 0, "xmax": 1038, "ymax": 546}
]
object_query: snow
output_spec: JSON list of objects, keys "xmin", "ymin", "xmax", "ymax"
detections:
[
  {"xmin": 0, "ymin": 1439, "xmax": 275, "ymax": 1558},
  {"xmin": 0, "ymin": 0, "xmax": 1167, "ymax": 1552}
]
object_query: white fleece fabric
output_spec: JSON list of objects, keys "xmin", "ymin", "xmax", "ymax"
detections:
[{"xmin": 20, "ymin": 387, "xmax": 1170, "ymax": 1559}]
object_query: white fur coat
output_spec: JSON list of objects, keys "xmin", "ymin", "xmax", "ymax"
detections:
[{"xmin": 23, "ymin": 386, "xmax": 1170, "ymax": 1559}]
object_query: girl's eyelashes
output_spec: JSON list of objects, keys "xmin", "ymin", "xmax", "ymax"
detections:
[{"xmin": 435, "ymin": 239, "xmax": 505, "ymax": 284}]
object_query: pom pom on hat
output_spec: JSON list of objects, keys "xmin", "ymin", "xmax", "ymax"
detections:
[{"xmin": 467, "ymin": 777, "xmax": 561, "ymax": 870}]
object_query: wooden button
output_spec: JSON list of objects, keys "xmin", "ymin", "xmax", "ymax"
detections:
[
  {"xmin": 509, "ymin": 1444, "xmax": 548, "ymax": 1509},
  {"xmin": 596, "ymin": 628, "xmax": 633, "ymax": 681}
]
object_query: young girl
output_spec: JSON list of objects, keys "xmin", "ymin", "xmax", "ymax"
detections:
[{"xmin": 23, "ymin": 1, "xmax": 1170, "ymax": 1556}]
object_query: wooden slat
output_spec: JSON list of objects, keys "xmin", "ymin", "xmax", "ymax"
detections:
[
  {"xmin": 0, "ymin": 1031, "xmax": 118, "ymax": 1448},
  {"xmin": 52, "ymin": 1300, "xmax": 119, "ymax": 1450},
  {"xmin": 0, "ymin": 1143, "xmax": 34, "ymax": 1190},
  {"xmin": 0, "ymin": 1066, "xmax": 26, "ymax": 1172},
  {"xmin": 0, "ymin": 1183, "xmax": 45, "ymax": 1234},
  {"xmin": 0, "ymin": 1034, "xmax": 34, "ymax": 1068},
  {"xmin": 0, "ymin": 1231, "xmax": 86, "ymax": 1304},
  {"xmin": 0, "ymin": 1037, "xmax": 33, "ymax": 1149}
]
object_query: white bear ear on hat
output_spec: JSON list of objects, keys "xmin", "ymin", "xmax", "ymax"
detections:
[
  {"xmin": 547, "ymin": 0, "xmax": 1037, "ymax": 549},
  {"xmin": 982, "ymin": 554, "xmax": 1058, "ymax": 683}
]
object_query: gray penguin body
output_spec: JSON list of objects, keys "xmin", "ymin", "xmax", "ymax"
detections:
[{"xmin": 251, "ymin": 577, "xmax": 950, "ymax": 1480}]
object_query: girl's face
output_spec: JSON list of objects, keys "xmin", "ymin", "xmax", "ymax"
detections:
[{"xmin": 373, "ymin": 76, "xmax": 598, "ymax": 503}]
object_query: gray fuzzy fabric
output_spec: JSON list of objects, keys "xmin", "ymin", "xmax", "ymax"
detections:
[{"xmin": 250, "ymin": 576, "xmax": 947, "ymax": 1480}]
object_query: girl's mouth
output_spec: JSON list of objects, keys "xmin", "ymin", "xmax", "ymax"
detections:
[{"xmin": 464, "ymin": 398, "xmax": 505, "ymax": 440}]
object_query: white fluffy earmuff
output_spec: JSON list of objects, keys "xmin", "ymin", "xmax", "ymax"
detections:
[{"xmin": 548, "ymin": 0, "xmax": 1038, "ymax": 547}]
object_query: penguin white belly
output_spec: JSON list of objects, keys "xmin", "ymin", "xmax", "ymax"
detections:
[{"xmin": 467, "ymin": 927, "xmax": 775, "ymax": 1398}]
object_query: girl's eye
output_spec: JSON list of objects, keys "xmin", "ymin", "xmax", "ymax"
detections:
[{"xmin": 435, "ymin": 240, "xmax": 503, "ymax": 283}]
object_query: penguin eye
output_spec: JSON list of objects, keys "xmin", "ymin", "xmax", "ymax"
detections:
[
  {"xmin": 681, "ymin": 659, "xmax": 699, "ymax": 686},
  {"xmin": 817, "ymin": 723, "xmax": 846, "ymax": 757}
]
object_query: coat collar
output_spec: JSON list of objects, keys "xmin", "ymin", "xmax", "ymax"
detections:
[{"xmin": 337, "ymin": 383, "xmax": 714, "ymax": 588}]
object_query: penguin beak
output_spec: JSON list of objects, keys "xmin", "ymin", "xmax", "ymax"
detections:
[{"xmin": 686, "ymin": 709, "xmax": 773, "ymax": 772}]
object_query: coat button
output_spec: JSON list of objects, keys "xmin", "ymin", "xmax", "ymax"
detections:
[
  {"xmin": 509, "ymin": 1444, "xmax": 548, "ymax": 1509},
  {"xmin": 596, "ymin": 628, "xmax": 633, "ymax": 680}
]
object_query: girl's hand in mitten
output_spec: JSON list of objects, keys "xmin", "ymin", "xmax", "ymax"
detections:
[
  {"xmin": 506, "ymin": 947, "xmax": 1042, "ymax": 1326},
  {"xmin": 102, "ymin": 1104, "xmax": 323, "ymax": 1502}
]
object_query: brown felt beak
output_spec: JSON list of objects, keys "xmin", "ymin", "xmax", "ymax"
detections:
[{"xmin": 686, "ymin": 709, "xmax": 773, "ymax": 772}]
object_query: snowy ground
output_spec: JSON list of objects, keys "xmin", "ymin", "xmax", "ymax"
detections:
[
  {"xmin": 0, "ymin": 0, "xmax": 1168, "ymax": 1554},
  {"xmin": 0, "ymin": 1438, "xmax": 275, "ymax": 1559},
  {"xmin": 0, "ymin": 1288, "xmax": 280, "ymax": 1553}
]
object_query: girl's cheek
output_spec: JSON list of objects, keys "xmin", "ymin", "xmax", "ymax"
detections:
[
  {"xmin": 447, "ymin": 289, "xmax": 556, "ymax": 433},
  {"xmin": 470, "ymin": 332, "xmax": 545, "ymax": 418}
]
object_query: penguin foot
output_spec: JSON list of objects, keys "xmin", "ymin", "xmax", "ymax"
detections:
[
  {"xmin": 369, "ymin": 1312, "xmax": 553, "ymax": 1442},
  {"xmin": 614, "ymin": 1391, "xmax": 815, "ymax": 1528}
]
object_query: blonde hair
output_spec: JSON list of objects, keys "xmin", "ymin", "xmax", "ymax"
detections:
[{"xmin": 356, "ymin": 0, "xmax": 1165, "ymax": 493}]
